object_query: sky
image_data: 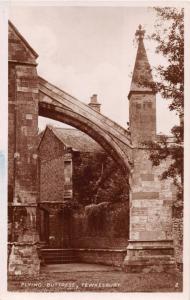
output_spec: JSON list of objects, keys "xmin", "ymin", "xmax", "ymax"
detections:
[{"xmin": 9, "ymin": 5, "xmax": 179, "ymax": 134}]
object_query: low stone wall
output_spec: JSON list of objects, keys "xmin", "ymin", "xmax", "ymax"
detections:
[{"xmin": 74, "ymin": 248, "xmax": 127, "ymax": 267}]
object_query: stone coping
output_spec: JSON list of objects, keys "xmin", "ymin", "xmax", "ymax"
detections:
[
  {"xmin": 8, "ymin": 203, "xmax": 37, "ymax": 207},
  {"xmin": 127, "ymin": 240, "xmax": 174, "ymax": 249},
  {"xmin": 41, "ymin": 248, "xmax": 127, "ymax": 253},
  {"xmin": 8, "ymin": 242, "xmax": 38, "ymax": 246},
  {"xmin": 128, "ymin": 239, "xmax": 173, "ymax": 243}
]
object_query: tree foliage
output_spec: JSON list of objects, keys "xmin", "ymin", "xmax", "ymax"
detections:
[
  {"xmin": 147, "ymin": 7, "xmax": 184, "ymax": 199},
  {"xmin": 73, "ymin": 152, "xmax": 129, "ymax": 206},
  {"xmin": 152, "ymin": 7, "xmax": 184, "ymax": 114}
]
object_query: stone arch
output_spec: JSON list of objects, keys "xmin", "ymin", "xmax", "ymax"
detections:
[{"xmin": 38, "ymin": 77, "xmax": 133, "ymax": 175}]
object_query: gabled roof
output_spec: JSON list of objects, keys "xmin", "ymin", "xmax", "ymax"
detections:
[
  {"xmin": 39, "ymin": 125, "xmax": 104, "ymax": 153},
  {"xmin": 52, "ymin": 127, "xmax": 104, "ymax": 153}
]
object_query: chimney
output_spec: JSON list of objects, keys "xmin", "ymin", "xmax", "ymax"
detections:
[{"xmin": 88, "ymin": 94, "xmax": 101, "ymax": 113}]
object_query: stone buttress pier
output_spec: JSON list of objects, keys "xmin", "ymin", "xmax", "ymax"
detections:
[
  {"xmin": 8, "ymin": 21, "xmax": 40, "ymax": 276},
  {"xmin": 123, "ymin": 25, "xmax": 176, "ymax": 272}
]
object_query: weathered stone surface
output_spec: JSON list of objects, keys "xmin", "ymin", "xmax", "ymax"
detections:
[
  {"xmin": 132, "ymin": 192, "xmax": 159, "ymax": 200},
  {"xmin": 172, "ymin": 205, "xmax": 183, "ymax": 269},
  {"xmin": 129, "ymin": 94, "xmax": 156, "ymax": 145},
  {"xmin": 8, "ymin": 244, "xmax": 40, "ymax": 276},
  {"xmin": 123, "ymin": 240, "xmax": 176, "ymax": 273},
  {"xmin": 140, "ymin": 173, "xmax": 154, "ymax": 181},
  {"xmin": 9, "ymin": 21, "xmax": 38, "ymax": 64},
  {"xmin": 8, "ymin": 23, "xmax": 40, "ymax": 276},
  {"xmin": 38, "ymin": 127, "xmax": 67, "ymax": 203},
  {"xmin": 13, "ymin": 65, "xmax": 39, "ymax": 205},
  {"xmin": 123, "ymin": 27, "xmax": 177, "ymax": 272},
  {"xmin": 76, "ymin": 249, "xmax": 127, "ymax": 267}
]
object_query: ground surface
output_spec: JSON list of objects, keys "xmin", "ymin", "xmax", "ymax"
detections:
[{"xmin": 8, "ymin": 263, "xmax": 183, "ymax": 293}]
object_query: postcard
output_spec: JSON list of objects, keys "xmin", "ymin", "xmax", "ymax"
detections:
[{"xmin": 0, "ymin": 1, "xmax": 189, "ymax": 299}]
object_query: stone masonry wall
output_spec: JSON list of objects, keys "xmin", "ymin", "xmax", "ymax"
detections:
[
  {"xmin": 129, "ymin": 93, "xmax": 156, "ymax": 145},
  {"xmin": 39, "ymin": 127, "xmax": 66, "ymax": 163},
  {"xmin": 40, "ymin": 157, "xmax": 65, "ymax": 203},
  {"xmin": 8, "ymin": 22, "xmax": 40, "ymax": 276},
  {"xmin": 124, "ymin": 148, "xmax": 176, "ymax": 272},
  {"xmin": 39, "ymin": 128, "xmax": 66, "ymax": 203},
  {"xmin": 8, "ymin": 21, "xmax": 38, "ymax": 204},
  {"xmin": 8, "ymin": 65, "xmax": 16, "ymax": 203},
  {"xmin": 173, "ymin": 205, "xmax": 183, "ymax": 268},
  {"xmin": 14, "ymin": 65, "xmax": 39, "ymax": 205},
  {"xmin": 130, "ymin": 148, "xmax": 174, "ymax": 242},
  {"xmin": 9, "ymin": 22, "xmax": 37, "ymax": 65},
  {"xmin": 9, "ymin": 244, "xmax": 40, "ymax": 276},
  {"xmin": 76, "ymin": 249, "xmax": 127, "ymax": 267}
]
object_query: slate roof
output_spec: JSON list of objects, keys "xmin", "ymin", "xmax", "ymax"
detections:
[{"xmin": 40, "ymin": 126, "xmax": 104, "ymax": 153}]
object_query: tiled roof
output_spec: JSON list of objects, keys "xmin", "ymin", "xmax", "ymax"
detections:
[{"xmin": 51, "ymin": 126, "xmax": 104, "ymax": 153}]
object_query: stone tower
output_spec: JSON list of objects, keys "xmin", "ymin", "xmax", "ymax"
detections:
[
  {"xmin": 124, "ymin": 25, "xmax": 175, "ymax": 272},
  {"xmin": 129, "ymin": 25, "xmax": 156, "ymax": 145}
]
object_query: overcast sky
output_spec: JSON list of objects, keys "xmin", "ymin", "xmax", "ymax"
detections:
[{"xmin": 9, "ymin": 5, "xmax": 178, "ymax": 134}]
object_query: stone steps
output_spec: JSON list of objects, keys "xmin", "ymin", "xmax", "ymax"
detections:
[{"xmin": 41, "ymin": 249, "xmax": 78, "ymax": 264}]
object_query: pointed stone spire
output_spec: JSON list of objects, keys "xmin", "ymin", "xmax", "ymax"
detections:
[
  {"xmin": 128, "ymin": 25, "xmax": 155, "ymax": 98},
  {"xmin": 128, "ymin": 25, "xmax": 156, "ymax": 144}
]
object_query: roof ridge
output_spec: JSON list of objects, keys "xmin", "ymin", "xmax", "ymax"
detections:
[
  {"xmin": 50, "ymin": 125, "xmax": 104, "ymax": 152},
  {"xmin": 54, "ymin": 127, "xmax": 78, "ymax": 130}
]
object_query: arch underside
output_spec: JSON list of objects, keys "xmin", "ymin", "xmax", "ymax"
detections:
[{"xmin": 38, "ymin": 77, "xmax": 133, "ymax": 175}]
